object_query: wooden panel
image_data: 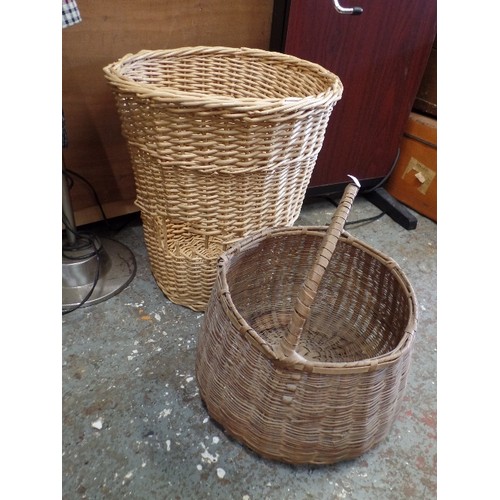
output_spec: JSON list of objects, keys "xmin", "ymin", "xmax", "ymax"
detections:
[
  {"xmin": 413, "ymin": 37, "xmax": 437, "ymax": 117},
  {"xmin": 62, "ymin": 0, "xmax": 274, "ymax": 226},
  {"xmin": 283, "ymin": 0, "xmax": 437, "ymax": 192}
]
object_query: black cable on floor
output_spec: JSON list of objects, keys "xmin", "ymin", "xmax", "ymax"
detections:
[
  {"xmin": 62, "ymin": 171, "xmax": 101, "ymax": 315},
  {"xmin": 62, "ymin": 159, "xmax": 141, "ymax": 314},
  {"xmin": 320, "ymin": 147, "xmax": 401, "ymax": 227},
  {"xmin": 345, "ymin": 211, "xmax": 386, "ymax": 227},
  {"xmin": 322, "ymin": 196, "xmax": 386, "ymax": 227},
  {"xmin": 62, "ymin": 216, "xmax": 98, "ymax": 259},
  {"xmin": 362, "ymin": 147, "xmax": 401, "ymax": 194},
  {"xmin": 62, "ymin": 221, "xmax": 101, "ymax": 315},
  {"xmin": 62, "ymin": 166, "xmax": 137, "ymax": 234}
]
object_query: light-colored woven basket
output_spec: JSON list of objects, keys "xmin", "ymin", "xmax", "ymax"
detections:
[
  {"xmin": 103, "ymin": 46, "xmax": 343, "ymax": 311},
  {"xmin": 195, "ymin": 180, "xmax": 418, "ymax": 465}
]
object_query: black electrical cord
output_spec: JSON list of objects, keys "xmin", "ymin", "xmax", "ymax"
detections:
[
  {"xmin": 62, "ymin": 167, "xmax": 109, "ymax": 228},
  {"xmin": 362, "ymin": 147, "xmax": 401, "ymax": 194},
  {"xmin": 62, "ymin": 216, "xmax": 99, "ymax": 259},
  {"xmin": 62, "ymin": 166, "xmax": 137, "ymax": 234},
  {"xmin": 324, "ymin": 197, "xmax": 386, "ymax": 228},
  {"xmin": 62, "ymin": 156, "xmax": 142, "ymax": 315},
  {"xmin": 62, "ymin": 168, "xmax": 102, "ymax": 315},
  {"xmin": 345, "ymin": 211, "xmax": 386, "ymax": 227},
  {"xmin": 65, "ymin": 172, "xmax": 74, "ymax": 190},
  {"xmin": 62, "ymin": 221, "xmax": 101, "ymax": 315},
  {"xmin": 320, "ymin": 147, "xmax": 402, "ymax": 227}
]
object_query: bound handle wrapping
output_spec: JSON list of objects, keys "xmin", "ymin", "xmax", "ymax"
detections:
[{"xmin": 276, "ymin": 176, "xmax": 361, "ymax": 362}]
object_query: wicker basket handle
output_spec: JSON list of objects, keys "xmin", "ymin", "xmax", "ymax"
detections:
[{"xmin": 276, "ymin": 176, "xmax": 361, "ymax": 362}]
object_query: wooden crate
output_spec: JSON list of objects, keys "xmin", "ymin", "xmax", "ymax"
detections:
[{"xmin": 386, "ymin": 113, "xmax": 437, "ymax": 222}]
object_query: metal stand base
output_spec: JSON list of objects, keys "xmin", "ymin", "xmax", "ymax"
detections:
[
  {"xmin": 364, "ymin": 187, "xmax": 418, "ymax": 230},
  {"xmin": 62, "ymin": 235, "xmax": 136, "ymax": 311}
]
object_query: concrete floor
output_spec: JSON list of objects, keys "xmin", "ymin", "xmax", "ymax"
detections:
[{"xmin": 62, "ymin": 194, "xmax": 437, "ymax": 499}]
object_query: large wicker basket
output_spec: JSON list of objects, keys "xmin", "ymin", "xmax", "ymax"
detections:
[
  {"xmin": 103, "ymin": 46, "xmax": 343, "ymax": 310},
  {"xmin": 195, "ymin": 180, "xmax": 418, "ymax": 465}
]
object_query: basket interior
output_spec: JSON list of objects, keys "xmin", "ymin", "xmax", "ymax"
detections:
[
  {"xmin": 224, "ymin": 231, "xmax": 413, "ymax": 363},
  {"xmin": 118, "ymin": 50, "xmax": 335, "ymax": 99}
]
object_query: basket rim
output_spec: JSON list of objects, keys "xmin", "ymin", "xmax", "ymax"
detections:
[
  {"xmin": 216, "ymin": 226, "xmax": 418, "ymax": 375},
  {"xmin": 103, "ymin": 46, "xmax": 343, "ymax": 112}
]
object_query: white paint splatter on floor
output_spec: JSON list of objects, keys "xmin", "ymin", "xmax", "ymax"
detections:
[
  {"xmin": 201, "ymin": 449, "xmax": 218, "ymax": 463},
  {"xmin": 91, "ymin": 418, "xmax": 103, "ymax": 430},
  {"xmin": 124, "ymin": 300, "xmax": 144, "ymax": 308},
  {"xmin": 200, "ymin": 442, "xmax": 219, "ymax": 463},
  {"xmin": 159, "ymin": 408, "xmax": 172, "ymax": 418}
]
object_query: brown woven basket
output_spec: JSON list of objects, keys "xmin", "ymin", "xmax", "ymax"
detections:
[
  {"xmin": 195, "ymin": 179, "xmax": 418, "ymax": 465},
  {"xmin": 103, "ymin": 46, "xmax": 343, "ymax": 311}
]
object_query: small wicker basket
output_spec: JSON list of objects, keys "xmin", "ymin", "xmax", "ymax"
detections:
[
  {"xmin": 195, "ymin": 179, "xmax": 418, "ymax": 465},
  {"xmin": 103, "ymin": 46, "xmax": 343, "ymax": 310}
]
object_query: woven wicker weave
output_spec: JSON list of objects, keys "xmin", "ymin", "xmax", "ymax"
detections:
[
  {"xmin": 195, "ymin": 181, "xmax": 418, "ymax": 464},
  {"xmin": 104, "ymin": 46, "xmax": 343, "ymax": 310}
]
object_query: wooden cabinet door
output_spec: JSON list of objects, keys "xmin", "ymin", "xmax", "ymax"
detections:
[{"xmin": 282, "ymin": 0, "xmax": 437, "ymax": 193}]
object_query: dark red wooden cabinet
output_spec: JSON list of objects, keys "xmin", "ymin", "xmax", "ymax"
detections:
[{"xmin": 273, "ymin": 0, "xmax": 437, "ymax": 194}]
